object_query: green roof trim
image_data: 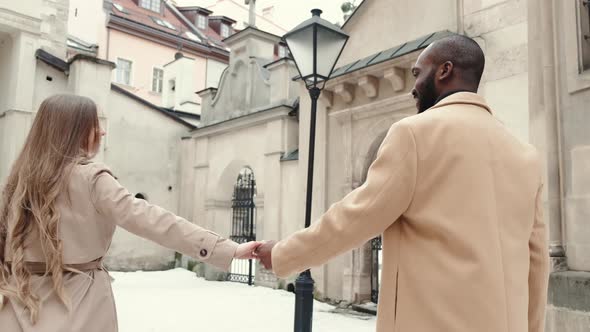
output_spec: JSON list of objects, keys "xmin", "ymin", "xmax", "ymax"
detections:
[{"xmin": 331, "ymin": 30, "xmax": 457, "ymax": 79}]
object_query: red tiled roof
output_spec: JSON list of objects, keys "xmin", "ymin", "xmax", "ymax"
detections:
[
  {"xmin": 202, "ymin": 27, "xmax": 224, "ymax": 46},
  {"xmin": 112, "ymin": 0, "xmax": 192, "ymax": 36},
  {"xmin": 112, "ymin": 0, "xmax": 231, "ymax": 50}
]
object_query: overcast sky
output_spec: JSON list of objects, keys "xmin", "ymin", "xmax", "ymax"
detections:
[{"xmin": 174, "ymin": 0, "xmax": 353, "ymax": 29}]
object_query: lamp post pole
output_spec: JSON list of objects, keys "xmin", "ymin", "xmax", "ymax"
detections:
[
  {"xmin": 283, "ymin": 9, "xmax": 348, "ymax": 332},
  {"xmin": 294, "ymin": 86, "xmax": 321, "ymax": 332}
]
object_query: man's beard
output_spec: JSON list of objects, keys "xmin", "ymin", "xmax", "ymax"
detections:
[{"xmin": 416, "ymin": 71, "xmax": 438, "ymax": 113}]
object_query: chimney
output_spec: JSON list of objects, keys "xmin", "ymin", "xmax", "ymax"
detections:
[{"xmin": 163, "ymin": 53, "xmax": 201, "ymax": 115}]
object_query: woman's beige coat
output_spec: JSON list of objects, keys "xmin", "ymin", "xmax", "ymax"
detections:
[{"xmin": 1, "ymin": 163, "xmax": 238, "ymax": 331}]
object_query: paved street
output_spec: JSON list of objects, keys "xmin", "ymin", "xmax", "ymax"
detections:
[{"xmin": 111, "ymin": 268, "xmax": 376, "ymax": 332}]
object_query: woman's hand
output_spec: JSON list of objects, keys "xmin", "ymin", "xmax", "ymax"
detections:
[{"xmin": 234, "ymin": 241, "xmax": 263, "ymax": 259}]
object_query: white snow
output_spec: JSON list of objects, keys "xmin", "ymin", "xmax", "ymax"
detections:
[{"xmin": 111, "ymin": 268, "xmax": 376, "ymax": 332}]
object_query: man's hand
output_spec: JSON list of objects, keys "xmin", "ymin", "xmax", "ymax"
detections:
[{"xmin": 255, "ymin": 240, "xmax": 277, "ymax": 270}]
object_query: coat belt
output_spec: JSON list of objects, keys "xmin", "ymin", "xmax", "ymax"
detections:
[{"xmin": 5, "ymin": 258, "xmax": 104, "ymax": 275}]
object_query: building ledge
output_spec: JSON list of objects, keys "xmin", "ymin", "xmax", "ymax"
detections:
[
  {"xmin": 549, "ymin": 271, "xmax": 590, "ymax": 312},
  {"xmin": 111, "ymin": 84, "xmax": 196, "ymax": 130},
  {"xmin": 36, "ymin": 49, "xmax": 116, "ymax": 74}
]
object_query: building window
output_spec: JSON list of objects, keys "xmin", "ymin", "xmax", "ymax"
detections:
[
  {"xmin": 185, "ymin": 31, "xmax": 201, "ymax": 42},
  {"xmin": 162, "ymin": 20, "xmax": 176, "ymax": 30},
  {"xmin": 113, "ymin": 3, "xmax": 129, "ymax": 14},
  {"xmin": 116, "ymin": 58, "xmax": 132, "ymax": 85},
  {"xmin": 139, "ymin": 0, "xmax": 161, "ymax": 13},
  {"xmin": 220, "ymin": 24, "xmax": 230, "ymax": 38},
  {"xmin": 149, "ymin": 16, "xmax": 176, "ymax": 30},
  {"xmin": 152, "ymin": 68, "xmax": 163, "ymax": 93},
  {"xmin": 580, "ymin": 0, "xmax": 590, "ymax": 71},
  {"xmin": 197, "ymin": 15, "xmax": 207, "ymax": 29},
  {"xmin": 278, "ymin": 45, "xmax": 287, "ymax": 58}
]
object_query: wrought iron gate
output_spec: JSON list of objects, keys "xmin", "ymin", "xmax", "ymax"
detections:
[
  {"xmin": 370, "ymin": 236, "xmax": 383, "ymax": 303},
  {"xmin": 227, "ymin": 168, "xmax": 256, "ymax": 285}
]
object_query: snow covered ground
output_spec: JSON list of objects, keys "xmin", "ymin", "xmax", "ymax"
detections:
[{"xmin": 111, "ymin": 268, "xmax": 376, "ymax": 332}]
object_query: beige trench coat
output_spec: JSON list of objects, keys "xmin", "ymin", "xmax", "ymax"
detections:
[
  {"xmin": 0, "ymin": 163, "xmax": 238, "ymax": 332},
  {"xmin": 272, "ymin": 92, "xmax": 550, "ymax": 332}
]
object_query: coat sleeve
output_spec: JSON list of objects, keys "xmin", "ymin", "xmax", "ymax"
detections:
[
  {"xmin": 88, "ymin": 164, "xmax": 238, "ymax": 271},
  {"xmin": 271, "ymin": 121, "xmax": 417, "ymax": 278},
  {"xmin": 528, "ymin": 182, "xmax": 550, "ymax": 332}
]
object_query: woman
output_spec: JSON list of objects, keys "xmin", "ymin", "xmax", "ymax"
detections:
[{"xmin": 0, "ymin": 94, "xmax": 260, "ymax": 331}]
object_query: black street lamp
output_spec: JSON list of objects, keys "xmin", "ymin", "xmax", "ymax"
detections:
[{"xmin": 282, "ymin": 9, "xmax": 349, "ymax": 332}]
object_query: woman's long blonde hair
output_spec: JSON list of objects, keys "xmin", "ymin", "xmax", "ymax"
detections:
[{"xmin": 0, "ymin": 94, "xmax": 100, "ymax": 323}]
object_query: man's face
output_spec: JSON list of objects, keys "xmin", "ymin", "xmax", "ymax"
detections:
[{"xmin": 411, "ymin": 49, "xmax": 439, "ymax": 113}]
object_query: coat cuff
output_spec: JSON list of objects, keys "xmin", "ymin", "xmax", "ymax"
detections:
[{"xmin": 198, "ymin": 232, "xmax": 239, "ymax": 272}]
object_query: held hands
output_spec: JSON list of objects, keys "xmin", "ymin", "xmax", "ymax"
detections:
[
  {"xmin": 232, "ymin": 240, "xmax": 277, "ymax": 271},
  {"xmin": 234, "ymin": 241, "xmax": 263, "ymax": 259},
  {"xmin": 254, "ymin": 240, "xmax": 276, "ymax": 270}
]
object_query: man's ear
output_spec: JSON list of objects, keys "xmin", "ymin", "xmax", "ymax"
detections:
[{"xmin": 438, "ymin": 61, "xmax": 454, "ymax": 81}]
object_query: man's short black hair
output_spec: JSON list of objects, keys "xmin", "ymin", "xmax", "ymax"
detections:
[{"xmin": 428, "ymin": 35, "xmax": 486, "ymax": 86}]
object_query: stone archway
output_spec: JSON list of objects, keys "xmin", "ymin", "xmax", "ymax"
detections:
[
  {"xmin": 360, "ymin": 131, "xmax": 388, "ymax": 304},
  {"xmin": 214, "ymin": 159, "xmax": 256, "ymax": 201},
  {"xmin": 329, "ymin": 94, "xmax": 415, "ymax": 304},
  {"xmin": 227, "ymin": 167, "xmax": 257, "ymax": 285},
  {"xmin": 349, "ymin": 115, "xmax": 411, "ymax": 304}
]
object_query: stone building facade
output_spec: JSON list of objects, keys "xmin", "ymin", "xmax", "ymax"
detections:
[
  {"xmin": 179, "ymin": 1, "xmax": 589, "ymax": 330},
  {"xmin": 1, "ymin": 1, "xmax": 588, "ymax": 330},
  {"xmin": 178, "ymin": 26, "xmax": 301, "ymax": 285}
]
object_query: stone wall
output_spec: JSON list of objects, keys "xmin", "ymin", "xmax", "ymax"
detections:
[
  {"xmin": 529, "ymin": 0, "xmax": 590, "ymax": 330},
  {"xmin": 466, "ymin": 0, "xmax": 529, "ymax": 143},
  {"xmin": 40, "ymin": 0, "xmax": 69, "ymax": 58},
  {"xmin": 101, "ymin": 85, "xmax": 192, "ymax": 271}
]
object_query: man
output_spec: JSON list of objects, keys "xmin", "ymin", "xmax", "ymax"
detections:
[{"xmin": 256, "ymin": 35, "xmax": 549, "ymax": 332}]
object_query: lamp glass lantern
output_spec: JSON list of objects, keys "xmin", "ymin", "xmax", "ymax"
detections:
[{"xmin": 283, "ymin": 9, "xmax": 349, "ymax": 89}]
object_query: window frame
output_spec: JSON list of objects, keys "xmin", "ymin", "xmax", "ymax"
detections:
[
  {"xmin": 580, "ymin": 0, "xmax": 590, "ymax": 71},
  {"xmin": 564, "ymin": 0, "xmax": 590, "ymax": 93},
  {"xmin": 278, "ymin": 45, "xmax": 287, "ymax": 58},
  {"xmin": 197, "ymin": 15, "xmax": 208, "ymax": 30},
  {"xmin": 220, "ymin": 24, "xmax": 230, "ymax": 38},
  {"xmin": 151, "ymin": 67, "xmax": 164, "ymax": 94},
  {"xmin": 139, "ymin": 0, "xmax": 162, "ymax": 13},
  {"xmin": 116, "ymin": 57, "xmax": 133, "ymax": 86}
]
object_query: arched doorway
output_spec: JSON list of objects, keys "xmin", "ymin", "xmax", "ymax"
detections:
[
  {"xmin": 362, "ymin": 132, "xmax": 387, "ymax": 304},
  {"xmin": 227, "ymin": 167, "xmax": 257, "ymax": 285}
]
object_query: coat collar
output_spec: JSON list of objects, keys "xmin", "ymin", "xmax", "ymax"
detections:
[{"xmin": 428, "ymin": 92, "xmax": 492, "ymax": 114}]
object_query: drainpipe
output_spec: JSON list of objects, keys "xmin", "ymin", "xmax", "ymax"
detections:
[{"xmin": 540, "ymin": 0, "xmax": 566, "ymax": 264}]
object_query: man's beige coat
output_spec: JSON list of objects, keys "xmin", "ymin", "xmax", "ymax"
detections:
[
  {"xmin": 272, "ymin": 92, "xmax": 550, "ymax": 332},
  {"xmin": 1, "ymin": 163, "xmax": 238, "ymax": 331}
]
